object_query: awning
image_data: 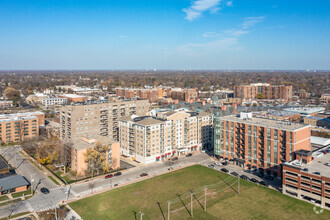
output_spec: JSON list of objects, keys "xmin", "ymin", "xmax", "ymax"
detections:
[
  {"xmin": 172, "ymin": 151, "xmax": 176, "ymax": 154},
  {"xmin": 156, "ymin": 156, "xmax": 160, "ymax": 159},
  {"xmin": 161, "ymin": 155, "xmax": 165, "ymax": 157}
]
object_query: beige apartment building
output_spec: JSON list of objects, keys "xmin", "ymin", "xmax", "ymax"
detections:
[
  {"xmin": 60, "ymin": 99, "xmax": 150, "ymax": 141},
  {"xmin": 119, "ymin": 109, "xmax": 213, "ymax": 163},
  {"xmin": 71, "ymin": 136, "xmax": 120, "ymax": 176},
  {"xmin": 0, "ymin": 111, "xmax": 45, "ymax": 144}
]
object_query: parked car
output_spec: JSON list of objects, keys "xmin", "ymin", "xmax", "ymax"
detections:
[
  {"xmin": 105, "ymin": 174, "xmax": 114, "ymax": 179},
  {"xmin": 250, "ymin": 178, "xmax": 258, "ymax": 183},
  {"xmin": 41, "ymin": 187, "xmax": 50, "ymax": 194},
  {"xmin": 214, "ymin": 162, "xmax": 222, "ymax": 166},
  {"xmin": 114, "ymin": 172, "xmax": 122, "ymax": 176},
  {"xmin": 313, "ymin": 172, "xmax": 321, "ymax": 175},
  {"xmin": 264, "ymin": 175, "xmax": 274, "ymax": 180},
  {"xmin": 220, "ymin": 168, "xmax": 229, "ymax": 173},
  {"xmin": 222, "ymin": 162, "xmax": 228, "ymax": 166},
  {"xmin": 256, "ymin": 172, "xmax": 264, "ymax": 177},
  {"xmin": 114, "ymin": 184, "xmax": 118, "ymax": 187},
  {"xmin": 171, "ymin": 157, "xmax": 178, "ymax": 161},
  {"xmin": 140, "ymin": 173, "xmax": 148, "ymax": 177},
  {"xmin": 208, "ymin": 164, "xmax": 216, "ymax": 169},
  {"xmin": 240, "ymin": 175, "xmax": 249, "ymax": 180},
  {"xmin": 186, "ymin": 153, "xmax": 193, "ymax": 157},
  {"xmin": 259, "ymin": 181, "xmax": 269, "ymax": 187},
  {"xmin": 230, "ymin": 172, "xmax": 239, "ymax": 177}
]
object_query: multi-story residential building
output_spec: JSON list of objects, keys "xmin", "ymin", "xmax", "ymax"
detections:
[
  {"xmin": 304, "ymin": 116, "xmax": 330, "ymax": 129},
  {"xmin": 71, "ymin": 136, "xmax": 120, "ymax": 176},
  {"xmin": 214, "ymin": 112, "xmax": 311, "ymax": 178},
  {"xmin": 115, "ymin": 87, "xmax": 160, "ymax": 103},
  {"xmin": 282, "ymin": 146, "xmax": 330, "ymax": 210},
  {"xmin": 0, "ymin": 111, "xmax": 45, "ymax": 144},
  {"xmin": 119, "ymin": 109, "xmax": 213, "ymax": 163},
  {"xmin": 0, "ymin": 101, "xmax": 13, "ymax": 109},
  {"xmin": 320, "ymin": 94, "xmax": 330, "ymax": 104},
  {"xmin": 60, "ymin": 99, "xmax": 150, "ymax": 141},
  {"xmin": 58, "ymin": 94, "xmax": 88, "ymax": 103},
  {"xmin": 234, "ymin": 83, "xmax": 293, "ymax": 101},
  {"xmin": 42, "ymin": 97, "xmax": 68, "ymax": 107},
  {"xmin": 169, "ymin": 88, "xmax": 198, "ymax": 102}
]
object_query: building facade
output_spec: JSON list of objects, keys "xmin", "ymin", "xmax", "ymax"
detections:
[
  {"xmin": 234, "ymin": 83, "xmax": 293, "ymax": 101},
  {"xmin": 282, "ymin": 147, "xmax": 330, "ymax": 209},
  {"xmin": 214, "ymin": 112, "xmax": 311, "ymax": 177},
  {"xmin": 0, "ymin": 101, "xmax": 13, "ymax": 109},
  {"xmin": 42, "ymin": 97, "xmax": 68, "ymax": 107},
  {"xmin": 119, "ymin": 109, "xmax": 213, "ymax": 163},
  {"xmin": 115, "ymin": 87, "xmax": 160, "ymax": 103},
  {"xmin": 0, "ymin": 111, "xmax": 45, "ymax": 144},
  {"xmin": 60, "ymin": 99, "xmax": 150, "ymax": 141}
]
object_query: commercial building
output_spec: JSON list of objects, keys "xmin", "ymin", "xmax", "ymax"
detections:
[
  {"xmin": 119, "ymin": 109, "xmax": 213, "ymax": 163},
  {"xmin": 26, "ymin": 93, "xmax": 49, "ymax": 105},
  {"xmin": 282, "ymin": 146, "xmax": 330, "ymax": 209},
  {"xmin": 234, "ymin": 83, "xmax": 293, "ymax": 101},
  {"xmin": 71, "ymin": 136, "xmax": 120, "ymax": 176},
  {"xmin": 60, "ymin": 99, "xmax": 150, "ymax": 141},
  {"xmin": 304, "ymin": 116, "xmax": 330, "ymax": 129},
  {"xmin": 214, "ymin": 112, "xmax": 311, "ymax": 177},
  {"xmin": 283, "ymin": 107, "xmax": 325, "ymax": 116},
  {"xmin": 42, "ymin": 97, "xmax": 68, "ymax": 107},
  {"xmin": 0, "ymin": 111, "xmax": 45, "ymax": 144},
  {"xmin": 254, "ymin": 111, "xmax": 301, "ymax": 122},
  {"xmin": 0, "ymin": 175, "xmax": 30, "ymax": 195}
]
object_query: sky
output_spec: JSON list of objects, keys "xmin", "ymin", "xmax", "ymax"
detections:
[{"xmin": 0, "ymin": 0, "xmax": 329, "ymax": 70}]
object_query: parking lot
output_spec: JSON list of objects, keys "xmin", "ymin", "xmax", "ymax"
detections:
[{"xmin": 202, "ymin": 160, "xmax": 282, "ymax": 191}]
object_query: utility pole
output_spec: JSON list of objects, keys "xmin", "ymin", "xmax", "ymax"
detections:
[
  {"xmin": 55, "ymin": 206, "xmax": 58, "ymax": 220},
  {"xmin": 167, "ymin": 201, "xmax": 171, "ymax": 220},
  {"xmin": 238, "ymin": 177, "xmax": 240, "ymax": 194},
  {"xmin": 139, "ymin": 211, "xmax": 144, "ymax": 220},
  {"xmin": 204, "ymin": 187, "xmax": 207, "ymax": 211},
  {"xmin": 190, "ymin": 191, "xmax": 193, "ymax": 217}
]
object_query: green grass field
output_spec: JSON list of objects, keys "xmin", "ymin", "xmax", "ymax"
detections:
[{"xmin": 70, "ymin": 165, "xmax": 330, "ymax": 220}]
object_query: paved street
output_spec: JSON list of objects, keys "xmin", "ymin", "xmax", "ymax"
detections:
[{"xmin": 0, "ymin": 151, "xmax": 211, "ymax": 219}]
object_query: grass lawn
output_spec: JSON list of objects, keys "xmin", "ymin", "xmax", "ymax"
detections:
[
  {"xmin": 70, "ymin": 165, "xmax": 330, "ymax": 220},
  {"xmin": 55, "ymin": 171, "xmax": 75, "ymax": 184},
  {"xmin": 11, "ymin": 190, "xmax": 31, "ymax": 198},
  {"xmin": 48, "ymin": 175, "xmax": 60, "ymax": 185},
  {"xmin": 0, "ymin": 195, "xmax": 8, "ymax": 202}
]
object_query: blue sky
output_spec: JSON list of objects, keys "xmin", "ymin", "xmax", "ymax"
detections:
[{"xmin": 0, "ymin": 0, "xmax": 329, "ymax": 70}]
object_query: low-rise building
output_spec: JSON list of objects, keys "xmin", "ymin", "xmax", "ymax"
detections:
[
  {"xmin": 283, "ymin": 107, "xmax": 325, "ymax": 116},
  {"xmin": 304, "ymin": 116, "xmax": 330, "ymax": 129},
  {"xmin": 0, "ymin": 175, "xmax": 30, "ymax": 195},
  {"xmin": 42, "ymin": 97, "xmax": 68, "ymax": 107},
  {"xmin": 0, "ymin": 101, "xmax": 13, "ymax": 109},
  {"xmin": 71, "ymin": 136, "xmax": 120, "ymax": 176},
  {"xmin": 320, "ymin": 94, "xmax": 330, "ymax": 104},
  {"xmin": 282, "ymin": 146, "xmax": 330, "ymax": 209},
  {"xmin": 58, "ymin": 94, "xmax": 87, "ymax": 103}
]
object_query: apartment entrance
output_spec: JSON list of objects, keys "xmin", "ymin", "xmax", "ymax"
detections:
[{"xmin": 235, "ymin": 158, "xmax": 245, "ymax": 168}]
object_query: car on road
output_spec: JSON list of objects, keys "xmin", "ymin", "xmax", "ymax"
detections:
[
  {"xmin": 240, "ymin": 175, "xmax": 249, "ymax": 180},
  {"xmin": 140, "ymin": 173, "xmax": 148, "ymax": 177},
  {"xmin": 214, "ymin": 162, "xmax": 222, "ymax": 166},
  {"xmin": 171, "ymin": 157, "xmax": 178, "ymax": 161},
  {"xmin": 250, "ymin": 178, "xmax": 258, "ymax": 183},
  {"xmin": 186, "ymin": 153, "xmax": 193, "ymax": 157},
  {"xmin": 105, "ymin": 174, "xmax": 114, "ymax": 179},
  {"xmin": 313, "ymin": 172, "xmax": 321, "ymax": 175},
  {"xmin": 114, "ymin": 184, "xmax": 118, "ymax": 187},
  {"xmin": 41, "ymin": 187, "xmax": 50, "ymax": 194},
  {"xmin": 259, "ymin": 181, "xmax": 269, "ymax": 187},
  {"xmin": 114, "ymin": 172, "xmax": 122, "ymax": 176},
  {"xmin": 208, "ymin": 164, "xmax": 216, "ymax": 169},
  {"xmin": 264, "ymin": 175, "xmax": 274, "ymax": 180},
  {"xmin": 220, "ymin": 168, "xmax": 229, "ymax": 173},
  {"xmin": 230, "ymin": 172, "xmax": 239, "ymax": 177}
]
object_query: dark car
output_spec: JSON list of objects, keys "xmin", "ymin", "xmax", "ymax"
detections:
[
  {"xmin": 256, "ymin": 172, "xmax": 264, "ymax": 177},
  {"xmin": 208, "ymin": 164, "xmax": 216, "ymax": 169},
  {"xmin": 240, "ymin": 175, "xmax": 249, "ymax": 180},
  {"xmin": 264, "ymin": 175, "xmax": 274, "ymax": 180},
  {"xmin": 259, "ymin": 181, "xmax": 269, "ymax": 187},
  {"xmin": 230, "ymin": 172, "xmax": 239, "ymax": 177},
  {"xmin": 171, "ymin": 157, "xmax": 178, "ymax": 161},
  {"xmin": 313, "ymin": 172, "xmax": 321, "ymax": 175},
  {"xmin": 220, "ymin": 168, "xmax": 229, "ymax": 173},
  {"xmin": 41, "ymin": 187, "xmax": 50, "ymax": 194},
  {"xmin": 114, "ymin": 184, "xmax": 118, "ymax": 187},
  {"xmin": 250, "ymin": 178, "xmax": 258, "ymax": 183},
  {"xmin": 105, "ymin": 174, "xmax": 114, "ymax": 179},
  {"xmin": 140, "ymin": 173, "xmax": 148, "ymax": 177},
  {"xmin": 114, "ymin": 172, "xmax": 122, "ymax": 176},
  {"xmin": 222, "ymin": 162, "xmax": 228, "ymax": 166},
  {"xmin": 186, "ymin": 153, "xmax": 193, "ymax": 157}
]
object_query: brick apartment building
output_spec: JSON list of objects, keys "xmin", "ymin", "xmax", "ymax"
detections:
[
  {"xmin": 119, "ymin": 109, "xmax": 213, "ymax": 163},
  {"xmin": 321, "ymin": 94, "xmax": 330, "ymax": 104},
  {"xmin": 0, "ymin": 111, "xmax": 45, "ymax": 144},
  {"xmin": 169, "ymin": 88, "xmax": 198, "ymax": 102},
  {"xmin": 115, "ymin": 87, "xmax": 160, "ymax": 103},
  {"xmin": 282, "ymin": 147, "xmax": 330, "ymax": 209},
  {"xmin": 58, "ymin": 94, "xmax": 88, "ymax": 103},
  {"xmin": 71, "ymin": 136, "xmax": 120, "ymax": 176},
  {"xmin": 0, "ymin": 101, "xmax": 13, "ymax": 109},
  {"xmin": 60, "ymin": 99, "xmax": 150, "ymax": 141},
  {"xmin": 214, "ymin": 112, "xmax": 311, "ymax": 178},
  {"xmin": 234, "ymin": 83, "xmax": 293, "ymax": 101}
]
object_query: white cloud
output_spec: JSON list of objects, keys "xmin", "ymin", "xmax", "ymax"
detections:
[
  {"xmin": 226, "ymin": 1, "xmax": 233, "ymax": 7},
  {"xmin": 242, "ymin": 16, "xmax": 265, "ymax": 29},
  {"xmin": 183, "ymin": 0, "xmax": 223, "ymax": 21}
]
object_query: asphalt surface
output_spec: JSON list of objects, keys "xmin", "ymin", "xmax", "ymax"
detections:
[{"xmin": 0, "ymin": 150, "xmax": 211, "ymax": 219}]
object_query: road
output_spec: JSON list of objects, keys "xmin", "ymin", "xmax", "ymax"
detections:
[
  {"xmin": 0, "ymin": 151, "xmax": 211, "ymax": 219},
  {"xmin": 0, "ymin": 146, "xmax": 57, "ymax": 190}
]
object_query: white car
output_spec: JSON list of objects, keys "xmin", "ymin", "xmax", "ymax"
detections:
[{"xmin": 214, "ymin": 162, "xmax": 222, "ymax": 166}]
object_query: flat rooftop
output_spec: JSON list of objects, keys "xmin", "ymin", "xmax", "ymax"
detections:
[
  {"xmin": 71, "ymin": 136, "xmax": 117, "ymax": 150},
  {"xmin": 285, "ymin": 146, "xmax": 330, "ymax": 178},
  {"xmin": 283, "ymin": 107, "xmax": 325, "ymax": 114},
  {"xmin": 220, "ymin": 114, "xmax": 310, "ymax": 131}
]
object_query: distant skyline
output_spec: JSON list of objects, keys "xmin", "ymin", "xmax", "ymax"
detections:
[{"xmin": 1, "ymin": 0, "xmax": 330, "ymax": 70}]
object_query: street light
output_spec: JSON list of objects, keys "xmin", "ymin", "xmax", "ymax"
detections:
[{"xmin": 138, "ymin": 211, "xmax": 144, "ymax": 220}]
